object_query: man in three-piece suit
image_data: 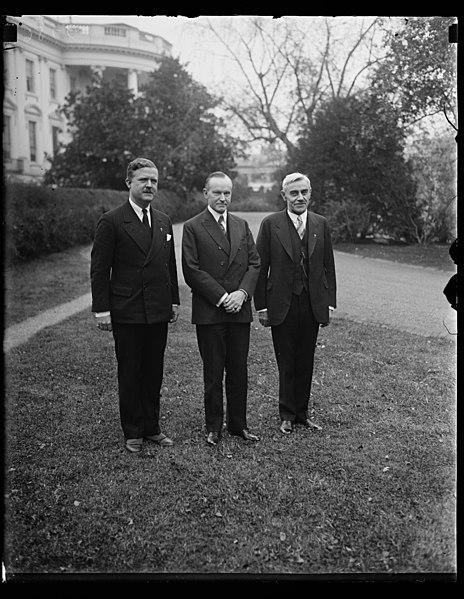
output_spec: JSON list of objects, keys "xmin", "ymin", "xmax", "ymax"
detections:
[
  {"xmin": 91, "ymin": 158, "xmax": 180, "ymax": 453},
  {"xmin": 182, "ymin": 172, "xmax": 261, "ymax": 446},
  {"xmin": 254, "ymin": 172, "xmax": 336, "ymax": 435}
]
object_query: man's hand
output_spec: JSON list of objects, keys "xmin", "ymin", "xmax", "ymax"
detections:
[
  {"xmin": 170, "ymin": 305, "xmax": 180, "ymax": 323},
  {"xmin": 223, "ymin": 290, "xmax": 246, "ymax": 313},
  {"xmin": 258, "ymin": 309, "xmax": 270, "ymax": 327},
  {"xmin": 95, "ymin": 314, "xmax": 112, "ymax": 332},
  {"xmin": 321, "ymin": 306, "xmax": 334, "ymax": 328}
]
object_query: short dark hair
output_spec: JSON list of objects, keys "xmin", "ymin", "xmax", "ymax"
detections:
[
  {"xmin": 126, "ymin": 158, "xmax": 157, "ymax": 181},
  {"xmin": 204, "ymin": 171, "xmax": 231, "ymax": 189}
]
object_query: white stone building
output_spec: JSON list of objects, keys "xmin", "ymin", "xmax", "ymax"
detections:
[{"xmin": 3, "ymin": 15, "xmax": 172, "ymax": 182}]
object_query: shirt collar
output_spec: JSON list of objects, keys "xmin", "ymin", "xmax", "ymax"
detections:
[
  {"xmin": 129, "ymin": 197, "xmax": 151, "ymax": 221},
  {"xmin": 208, "ymin": 205, "xmax": 227, "ymax": 223},
  {"xmin": 287, "ymin": 209, "xmax": 307, "ymax": 226}
]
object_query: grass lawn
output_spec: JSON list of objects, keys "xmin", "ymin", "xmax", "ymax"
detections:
[{"xmin": 3, "ymin": 241, "xmax": 457, "ymax": 580}]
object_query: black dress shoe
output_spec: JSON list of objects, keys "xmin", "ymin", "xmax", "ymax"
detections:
[
  {"xmin": 300, "ymin": 418, "xmax": 322, "ymax": 430},
  {"xmin": 206, "ymin": 431, "xmax": 220, "ymax": 446},
  {"xmin": 144, "ymin": 433, "xmax": 174, "ymax": 446},
  {"xmin": 279, "ymin": 420, "xmax": 293, "ymax": 434},
  {"xmin": 125, "ymin": 438, "xmax": 143, "ymax": 453},
  {"xmin": 233, "ymin": 429, "xmax": 260, "ymax": 441}
]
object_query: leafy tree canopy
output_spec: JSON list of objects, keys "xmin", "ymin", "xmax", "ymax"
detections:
[
  {"xmin": 45, "ymin": 56, "xmax": 238, "ymax": 193},
  {"xmin": 291, "ymin": 94, "xmax": 419, "ymax": 241},
  {"xmin": 371, "ymin": 16, "xmax": 457, "ymax": 128}
]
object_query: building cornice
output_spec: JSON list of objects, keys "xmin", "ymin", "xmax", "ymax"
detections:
[
  {"xmin": 7, "ymin": 16, "xmax": 170, "ymax": 62},
  {"xmin": 62, "ymin": 44, "xmax": 164, "ymax": 62}
]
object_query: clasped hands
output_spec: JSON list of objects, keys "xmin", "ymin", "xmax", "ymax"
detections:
[{"xmin": 223, "ymin": 290, "xmax": 247, "ymax": 313}]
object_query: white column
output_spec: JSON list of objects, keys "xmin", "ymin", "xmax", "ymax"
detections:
[
  {"xmin": 37, "ymin": 56, "xmax": 50, "ymax": 162},
  {"xmin": 61, "ymin": 65, "xmax": 72, "ymax": 100},
  {"xmin": 128, "ymin": 69, "xmax": 139, "ymax": 95},
  {"xmin": 60, "ymin": 66, "xmax": 73, "ymax": 145},
  {"xmin": 13, "ymin": 47, "xmax": 28, "ymax": 165}
]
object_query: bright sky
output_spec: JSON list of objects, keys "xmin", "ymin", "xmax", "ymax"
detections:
[
  {"xmin": 49, "ymin": 15, "xmax": 390, "ymax": 89},
  {"xmin": 53, "ymin": 15, "xmax": 241, "ymax": 85}
]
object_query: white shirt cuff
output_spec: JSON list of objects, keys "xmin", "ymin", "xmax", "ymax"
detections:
[{"xmin": 216, "ymin": 293, "xmax": 228, "ymax": 307}]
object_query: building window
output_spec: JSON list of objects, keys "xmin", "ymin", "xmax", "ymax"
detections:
[
  {"xmin": 28, "ymin": 121, "xmax": 37, "ymax": 162},
  {"xmin": 70, "ymin": 76, "xmax": 76, "ymax": 91},
  {"xmin": 52, "ymin": 126, "xmax": 61, "ymax": 155},
  {"xmin": 104, "ymin": 26, "xmax": 126, "ymax": 37},
  {"xmin": 3, "ymin": 115, "xmax": 11, "ymax": 160},
  {"xmin": 50, "ymin": 68, "xmax": 57, "ymax": 99},
  {"xmin": 26, "ymin": 59, "xmax": 35, "ymax": 93}
]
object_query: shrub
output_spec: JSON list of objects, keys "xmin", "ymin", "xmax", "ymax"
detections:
[
  {"xmin": 3, "ymin": 182, "xmax": 203, "ymax": 264},
  {"xmin": 324, "ymin": 198, "xmax": 373, "ymax": 243}
]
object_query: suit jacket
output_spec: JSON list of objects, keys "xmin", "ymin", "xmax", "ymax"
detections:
[
  {"xmin": 182, "ymin": 209, "xmax": 261, "ymax": 325},
  {"xmin": 91, "ymin": 200, "xmax": 180, "ymax": 324},
  {"xmin": 254, "ymin": 209, "xmax": 336, "ymax": 325}
]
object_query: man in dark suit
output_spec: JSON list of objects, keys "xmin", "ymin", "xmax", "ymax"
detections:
[
  {"xmin": 91, "ymin": 157, "xmax": 180, "ymax": 453},
  {"xmin": 182, "ymin": 171, "xmax": 261, "ymax": 446},
  {"xmin": 254, "ymin": 172, "xmax": 336, "ymax": 434}
]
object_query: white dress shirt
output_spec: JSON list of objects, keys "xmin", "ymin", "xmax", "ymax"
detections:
[
  {"xmin": 130, "ymin": 197, "xmax": 151, "ymax": 227},
  {"xmin": 287, "ymin": 209, "xmax": 307, "ymax": 232},
  {"xmin": 208, "ymin": 205, "xmax": 227, "ymax": 232}
]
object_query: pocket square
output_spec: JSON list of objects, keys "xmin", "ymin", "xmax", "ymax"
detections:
[{"xmin": 166, "ymin": 234, "xmax": 172, "ymax": 241}]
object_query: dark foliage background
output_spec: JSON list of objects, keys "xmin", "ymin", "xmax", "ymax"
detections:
[{"xmin": 3, "ymin": 181, "xmax": 204, "ymax": 264}]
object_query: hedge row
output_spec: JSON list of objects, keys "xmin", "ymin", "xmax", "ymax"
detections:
[{"xmin": 3, "ymin": 182, "xmax": 205, "ymax": 264}]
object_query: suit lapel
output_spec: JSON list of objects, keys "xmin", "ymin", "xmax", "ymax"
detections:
[
  {"xmin": 145, "ymin": 208, "xmax": 165, "ymax": 264},
  {"xmin": 201, "ymin": 209, "xmax": 231, "ymax": 255},
  {"xmin": 306, "ymin": 211, "xmax": 319, "ymax": 258},
  {"xmin": 227, "ymin": 214, "xmax": 241, "ymax": 267},
  {"xmin": 122, "ymin": 201, "xmax": 151, "ymax": 255},
  {"xmin": 274, "ymin": 211, "xmax": 293, "ymax": 260}
]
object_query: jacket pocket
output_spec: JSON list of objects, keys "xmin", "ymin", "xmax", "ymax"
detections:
[{"xmin": 111, "ymin": 285, "xmax": 132, "ymax": 297}]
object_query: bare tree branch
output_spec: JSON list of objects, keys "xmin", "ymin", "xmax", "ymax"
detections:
[
  {"xmin": 336, "ymin": 18, "xmax": 379, "ymax": 97},
  {"xmin": 202, "ymin": 17, "xmax": 386, "ymax": 152}
]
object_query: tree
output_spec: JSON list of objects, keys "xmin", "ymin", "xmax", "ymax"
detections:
[
  {"xmin": 198, "ymin": 16, "xmax": 385, "ymax": 159},
  {"xmin": 44, "ymin": 76, "xmax": 138, "ymax": 189},
  {"xmin": 405, "ymin": 130, "xmax": 457, "ymax": 243},
  {"xmin": 136, "ymin": 56, "xmax": 237, "ymax": 194},
  {"xmin": 45, "ymin": 57, "xmax": 238, "ymax": 193},
  {"xmin": 371, "ymin": 16, "xmax": 457, "ymax": 130},
  {"xmin": 291, "ymin": 94, "xmax": 419, "ymax": 242}
]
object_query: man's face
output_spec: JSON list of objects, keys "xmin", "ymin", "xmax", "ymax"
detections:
[
  {"xmin": 126, "ymin": 167, "xmax": 158, "ymax": 208},
  {"xmin": 204, "ymin": 176, "xmax": 232, "ymax": 214},
  {"xmin": 282, "ymin": 179, "xmax": 311, "ymax": 214}
]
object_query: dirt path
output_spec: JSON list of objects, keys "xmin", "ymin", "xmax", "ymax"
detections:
[{"xmin": 3, "ymin": 212, "xmax": 457, "ymax": 351}]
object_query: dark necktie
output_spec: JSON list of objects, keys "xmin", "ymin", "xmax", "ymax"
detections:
[
  {"xmin": 142, "ymin": 208, "xmax": 151, "ymax": 235},
  {"xmin": 218, "ymin": 215, "xmax": 227, "ymax": 236}
]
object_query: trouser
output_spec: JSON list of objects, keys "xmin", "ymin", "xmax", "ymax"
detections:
[
  {"xmin": 271, "ymin": 291, "xmax": 319, "ymax": 423},
  {"xmin": 196, "ymin": 322, "xmax": 250, "ymax": 433},
  {"xmin": 112, "ymin": 322, "xmax": 168, "ymax": 439}
]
